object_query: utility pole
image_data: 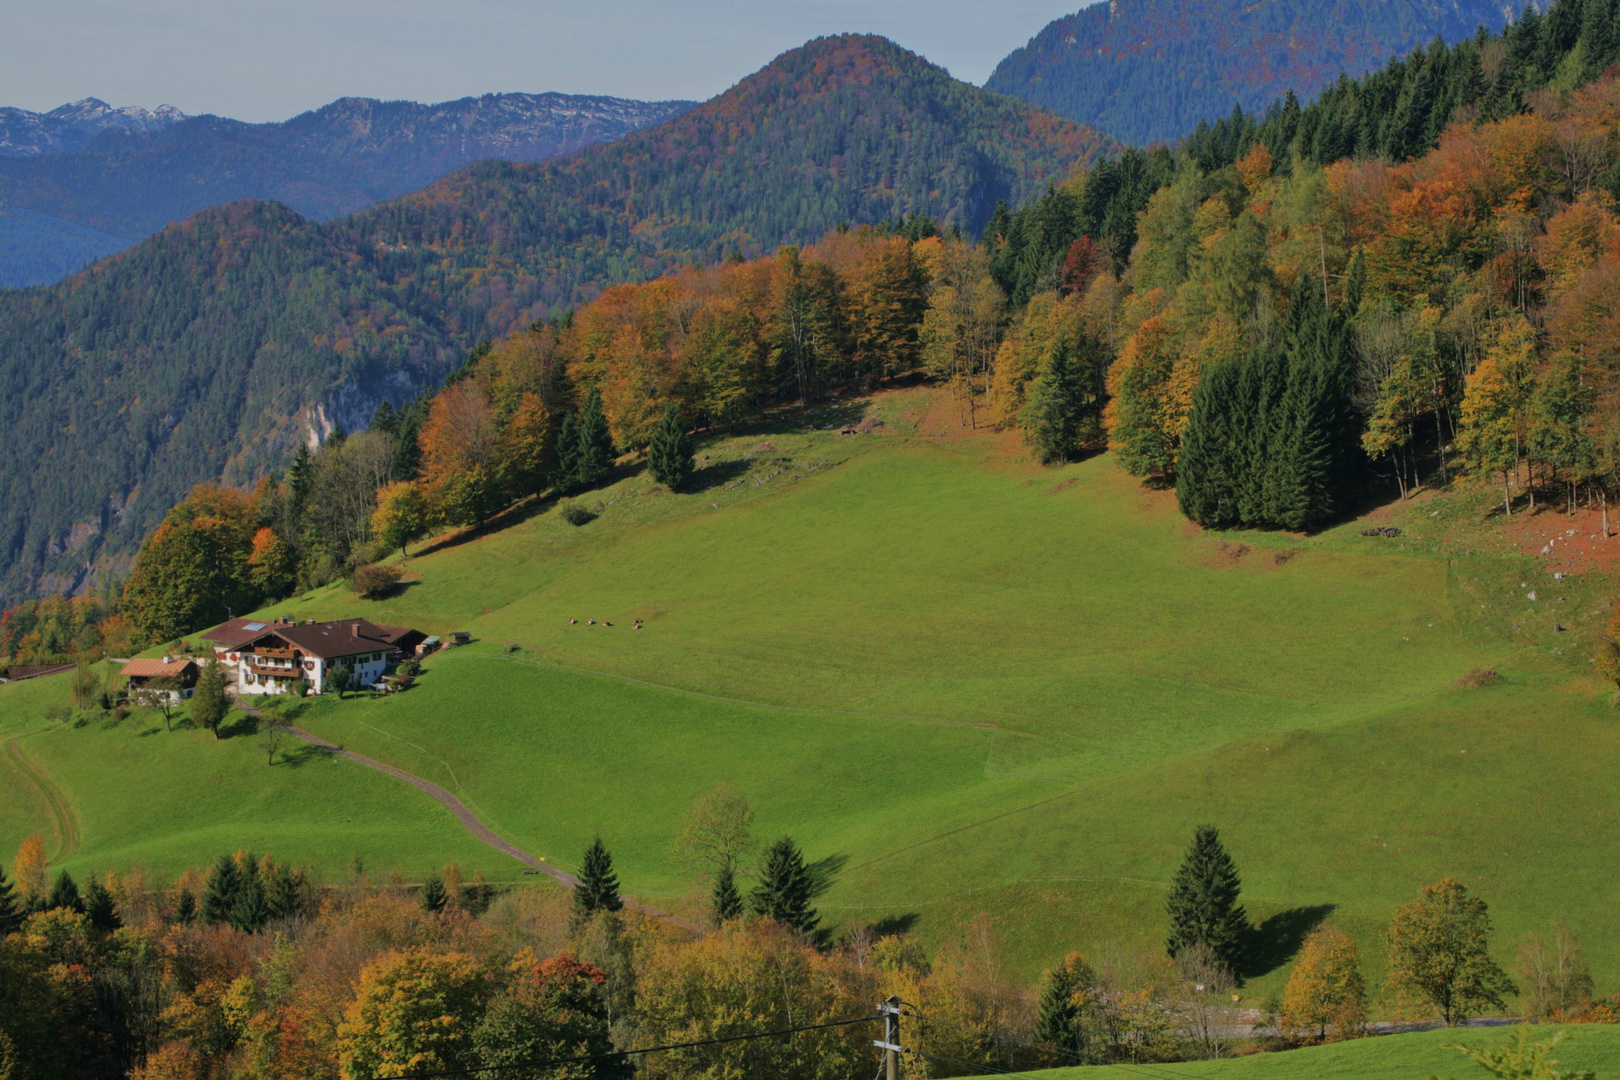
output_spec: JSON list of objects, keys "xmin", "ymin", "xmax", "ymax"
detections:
[{"xmin": 875, "ymin": 996, "xmax": 902, "ymax": 1080}]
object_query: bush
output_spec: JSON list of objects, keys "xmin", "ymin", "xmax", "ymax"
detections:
[
  {"xmin": 396, "ymin": 658, "xmax": 421, "ymax": 679},
  {"xmin": 350, "ymin": 564, "xmax": 404, "ymax": 599},
  {"xmin": 561, "ymin": 502, "xmax": 596, "ymax": 527}
]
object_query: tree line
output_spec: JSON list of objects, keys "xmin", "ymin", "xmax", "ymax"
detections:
[{"xmin": 0, "ymin": 811, "xmax": 1603, "ymax": 1080}]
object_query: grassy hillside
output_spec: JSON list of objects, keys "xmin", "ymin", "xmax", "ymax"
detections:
[
  {"xmin": 4, "ymin": 389, "xmax": 1613, "ymax": 1002},
  {"xmin": 1011, "ymin": 1025, "xmax": 1620, "ymax": 1078}
]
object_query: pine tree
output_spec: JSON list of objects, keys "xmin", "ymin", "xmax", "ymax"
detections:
[
  {"xmin": 192, "ymin": 656, "xmax": 230, "ymax": 739},
  {"xmin": 84, "ymin": 877, "xmax": 121, "ymax": 932},
  {"xmin": 286, "ymin": 443, "xmax": 314, "ymax": 513},
  {"xmin": 570, "ymin": 836, "xmax": 624, "ymax": 933},
  {"xmin": 420, "ymin": 872, "xmax": 448, "ymax": 914},
  {"xmin": 1165, "ymin": 825, "xmax": 1250, "ymax": 976},
  {"xmin": 174, "ymin": 888, "xmax": 197, "ymax": 925},
  {"xmin": 202, "ymin": 854, "xmax": 240, "ymax": 925},
  {"xmin": 713, "ymin": 864, "xmax": 743, "ymax": 926},
  {"xmin": 0, "ymin": 865, "xmax": 22, "ymax": 935},
  {"xmin": 1037, "ymin": 954, "xmax": 1095, "ymax": 1055},
  {"xmin": 46, "ymin": 871, "xmax": 83, "ymax": 914},
  {"xmin": 232, "ymin": 859, "xmax": 268, "ymax": 933},
  {"xmin": 647, "ymin": 405, "xmax": 696, "ymax": 490},
  {"xmin": 1023, "ymin": 345, "xmax": 1083, "ymax": 465},
  {"xmin": 265, "ymin": 865, "xmax": 303, "ymax": 920},
  {"xmin": 573, "ymin": 390, "xmax": 615, "ymax": 491},
  {"xmin": 750, "ymin": 836, "xmax": 818, "ymax": 935},
  {"xmin": 554, "ymin": 412, "xmax": 580, "ymax": 493},
  {"xmin": 1176, "ymin": 362, "xmax": 1244, "ymax": 526}
]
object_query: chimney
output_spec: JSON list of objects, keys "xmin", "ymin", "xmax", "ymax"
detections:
[{"xmin": 351, "ymin": 623, "xmax": 360, "ymax": 637}]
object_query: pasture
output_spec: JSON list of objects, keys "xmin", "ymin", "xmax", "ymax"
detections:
[{"xmin": 4, "ymin": 388, "xmax": 1614, "ymax": 1000}]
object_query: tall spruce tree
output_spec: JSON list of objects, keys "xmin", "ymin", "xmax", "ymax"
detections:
[
  {"xmin": 554, "ymin": 411, "xmax": 580, "ymax": 493},
  {"xmin": 713, "ymin": 864, "xmax": 743, "ymax": 926},
  {"xmin": 84, "ymin": 877, "xmax": 121, "ymax": 933},
  {"xmin": 201, "ymin": 854, "xmax": 240, "ymax": 926},
  {"xmin": 1166, "ymin": 825, "xmax": 1250, "ymax": 976},
  {"xmin": 647, "ymin": 405, "xmax": 695, "ymax": 490},
  {"xmin": 570, "ymin": 836, "xmax": 624, "ymax": 933},
  {"xmin": 1036, "ymin": 955, "xmax": 1095, "ymax": 1055},
  {"xmin": 174, "ymin": 888, "xmax": 197, "ymax": 925},
  {"xmin": 1023, "ymin": 345, "xmax": 1085, "ymax": 465},
  {"xmin": 0, "ymin": 865, "xmax": 21, "ymax": 935},
  {"xmin": 573, "ymin": 390, "xmax": 615, "ymax": 491},
  {"xmin": 232, "ymin": 860, "xmax": 267, "ymax": 933},
  {"xmin": 750, "ymin": 837, "xmax": 818, "ymax": 935},
  {"xmin": 420, "ymin": 872, "xmax": 448, "ymax": 914},
  {"xmin": 45, "ymin": 871, "xmax": 83, "ymax": 914}
]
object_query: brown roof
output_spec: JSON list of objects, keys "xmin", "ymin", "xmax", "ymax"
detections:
[
  {"xmin": 202, "ymin": 616, "xmax": 296, "ymax": 647},
  {"xmin": 241, "ymin": 619, "xmax": 420, "ymax": 660},
  {"xmin": 121, "ymin": 658, "xmax": 197, "ymax": 679}
]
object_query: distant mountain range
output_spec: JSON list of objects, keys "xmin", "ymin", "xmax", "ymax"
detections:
[
  {"xmin": 986, "ymin": 0, "xmax": 1523, "ymax": 145},
  {"xmin": 0, "ymin": 35, "xmax": 1118, "ymax": 606},
  {"xmin": 0, "ymin": 92, "xmax": 695, "ymax": 287},
  {"xmin": 0, "ymin": 98, "xmax": 188, "ymax": 157}
]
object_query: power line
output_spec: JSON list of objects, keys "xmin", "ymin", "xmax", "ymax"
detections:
[{"xmin": 387, "ymin": 1013, "xmax": 883, "ymax": 1079}]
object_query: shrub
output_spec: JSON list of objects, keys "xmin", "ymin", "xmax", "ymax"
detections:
[
  {"xmin": 350, "ymin": 564, "xmax": 404, "ymax": 599},
  {"xmin": 562, "ymin": 502, "xmax": 596, "ymax": 527},
  {"xmin": 396, "ymin": 658, "xmax": 421, "ymax": 679}
]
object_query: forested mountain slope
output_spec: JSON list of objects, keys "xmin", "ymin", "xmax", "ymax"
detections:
[
  {"xmin": 985, "ymin": 0, "xmax": 1521, "ymax": 145},
  {"xmin": 0, "ymin": 92, "xmax": 694, "ymax": 287},
  {"xmin": 0, "ymin": 34, "xmax": 1117, "ymax": 607}
]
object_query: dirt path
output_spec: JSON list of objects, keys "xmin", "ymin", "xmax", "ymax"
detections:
[
  {"xmin": 6, "ymin": 739, "xmax": 80, "ymax": 861},
  {"xmin": 250, "ymin": 707, "xmax": 697, "ymax": 932}
]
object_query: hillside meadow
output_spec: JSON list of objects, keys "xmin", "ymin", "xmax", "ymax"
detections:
[{"xmin": 3, "ymin": 389, "xmax": 1615, "ymax": 1003}]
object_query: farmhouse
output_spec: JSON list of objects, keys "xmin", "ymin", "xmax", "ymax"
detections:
[
  {"xmin": 201, "ymin": 617, "xmax": 297, "ymax": 662},
  {"xmin": 120, "ymin": 656, "xmax": 198, "ymax": 702},
  {"xmin": 229, "ymin": 619, "xmax": 425, "ymax": 696}
]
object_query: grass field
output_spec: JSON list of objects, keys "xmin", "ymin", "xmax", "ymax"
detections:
[
  {"xmin": 1011, "ymin": 1025, "xmax": 1620, "ymax": 1078},
  {"xmin": 4, "ymin": 387, "xmax": 1615, "ymax": 1003}
]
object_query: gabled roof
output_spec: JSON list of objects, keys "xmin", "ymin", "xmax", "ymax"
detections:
[
  {"xmin": 202, "ymin": 616, "xmax": 295, "ymax": 647},
  {"xmin": 241, "ymin": 618, "xmax": 420, "ymax": 660},
  {"xmin": 121, "ymin": 657, "xmax": 197, "ymax": 679}
]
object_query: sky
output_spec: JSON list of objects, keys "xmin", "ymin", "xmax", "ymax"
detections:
[{"xmin": 5, "ymin": 0, "xmax": 1092, "ymax": 122}]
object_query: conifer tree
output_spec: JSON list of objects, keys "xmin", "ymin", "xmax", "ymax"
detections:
[
  {"xmin": 174, "ymin": 888, "xmax": 197, "ymax": 925},
  {"xmin": 1165, "ymin": 825, "xmax": 1249, "ymax": 976},
  {"xmin": 647, "ymin": 405, "xmax": 696, "ymax": 490},
  {"xmin": 1023, "ymin": 345, "xmax": 1084, "ymax": 465},
  {"xmin": 232, "ymin": 860, "xmax": 267, "ymax": 933},
  {"xmin": 573, "ymin": 390, "xmax": 615, "ymax": 491},
  {"xmin": 192, "ymin": 656, "xmax": 230, "ymax": 740},
  {"xmin": 712, "ymin": 864, "xmax": 743, "ymax": 926},
  {"xmin": 420, "ymin": 872, "xmax": 448, "ymax": 914},
  {"xmin": 570, "ymin": 836, "xmax": 624, "ymax": 933},
  {"xmin": 265, "ymin": 864, "xmax": 303, "ymax": 920},
  {"xmin": 0, "ymin": 865, "xmax": 22, "ymax": 935},
  {"xmin": 1036, "ymin": 953, "xmax": 1096, "ymax": 1055},
  {"xmin": 84, "ymin": 877, "xmax": 121, "ymax": 933},
  {"xmin": 750, "ymin": 837, "xmax": 818, "ymax": 935},
  {"xmin": 202, "ymin": 854, "xmax": 240, "ymax": 925},
  {"xmin": 554, "ymin": 412, "xmax": 579, "ymax": 493},
  {"xmin": 45, "ymin": 871, "xmax": 83, "ymax": 914}
]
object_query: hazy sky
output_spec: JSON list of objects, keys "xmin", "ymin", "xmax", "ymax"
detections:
[{"xmin": 5, "ymin": 0, "xmax": 1092, "ymax": 122}]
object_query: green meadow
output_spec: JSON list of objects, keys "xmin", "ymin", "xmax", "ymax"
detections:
[
  {"xmin": 4, "ymin": 388, "xmax": 1615, "ymax": 1002},
  {"xmin": 1011, "ymin": 1025, "xmax": 1620, "ymax": 1078}
]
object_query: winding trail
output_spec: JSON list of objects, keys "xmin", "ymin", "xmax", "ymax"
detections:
[
  {"xmin": 6, "ymin": 739, "xmax": 79, "ymax": 861},
  {"xmin": 260, "ymin": 713, "xmax": 698, "ymax": 932}
]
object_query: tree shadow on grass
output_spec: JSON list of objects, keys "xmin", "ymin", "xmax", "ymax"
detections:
[
  {"xmin": 807, "ymin": 853, "xmax": 850, "ymax": 900},
  {"xmin": 277, "ymin": 742, "xmax": 334, "ymax": 769},
  {"xmin": 870, "ymin": 912, "xmax": 920, "ymax": 937},
  {"xmin": 686, "ymin": 458, "xmax": 751, "ymax": 494},
  {"xmin": 1243, "ymin": 903, "xmax": 1338, "ymax": 979}
]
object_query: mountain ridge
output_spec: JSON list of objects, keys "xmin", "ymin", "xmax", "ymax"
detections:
[
  {"xmin": 986, "ymin": 0, "xmax": 1523, "ymax": 145},
  {"xmin": 0, "ymin": 91, "xmax": 696, "ymax": 287}
]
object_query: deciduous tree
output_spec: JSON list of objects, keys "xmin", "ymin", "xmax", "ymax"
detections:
[
  {"xmin": 338, "ymin": 948, "xmax": 489, "ymax": 1080},
  {"xmin": 1278, "ymin": 925, "xmax": 1366, "ymax": 1042},
  {"xmin": 1386, "ymin": 877, "xmax": 1515, "ymax": 1026},
  {"xmin": 370, "ymin": 482, "xmax": 427, "ymax": 557}
]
